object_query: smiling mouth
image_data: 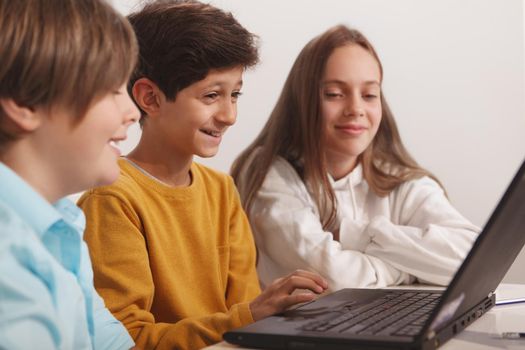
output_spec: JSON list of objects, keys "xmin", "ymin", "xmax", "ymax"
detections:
[
  {"xmin": 337, "ymin": 124, "xmax": 366, "ymax": 130},
  {"xmin": 337, "ymin": 125, "xmax": 367, "ymax": 132},
  {"xmin": 200, "ymin": 129, "xmax": 222, "ymax": 137},
  {"xmin": 108, "ymin": 140, "xmax": 122, "ymax": 156}
]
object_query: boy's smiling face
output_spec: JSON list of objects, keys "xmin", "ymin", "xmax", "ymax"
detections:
[
  {"xmin": 155, "ymin": 66, "xmax": 244, "ymax": 159},
  {"xmin": 72, "ymin": 84, "xmax": 139, "ymax": 187},
  {"xmin": 31, "ymin": 84, "xmax": 139, "ymax": 199}
]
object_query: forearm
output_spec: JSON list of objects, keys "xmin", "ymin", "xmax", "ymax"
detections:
[
  {"xmin": 340, "ymin": 177, "xmax": 480, "ymax": 285},
  {"xmin": 363, "ymin": 216, "xmax": 478, "ymax": 285},
  {"xmin": 224, "ymin": 182, "xmax": 262, "ymax": 305},
  {"xmin": 92, "ymin": 288, "xmax": 135, "ymax": 350},
  {"xmin": 124, "ymin": 302, "xmax": 253, "ymax": 350},
  {"xmin": 253, "ymin": 212, "xmax": 410, "ymax": 291}
]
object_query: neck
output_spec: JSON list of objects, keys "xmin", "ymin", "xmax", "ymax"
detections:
[
  {"xmin": 127, "ymin": 131, "xmax": 193, "ymax": 188},
  {"xmin": 325, "ymin": 152, "xmax": 358, "ymax": 181},
  {"xmin": 1, "ymin": 142, "xmax": 66, "ymax": 203}
]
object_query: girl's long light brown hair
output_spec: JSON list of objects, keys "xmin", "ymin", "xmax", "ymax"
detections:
[{"xmin": 231, "ymin": 25, "xmax": 442, "ymax": 230}]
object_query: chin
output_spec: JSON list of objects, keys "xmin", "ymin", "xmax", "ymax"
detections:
[
  {"xmin": 94, "ymin": 169, "xmax": 121, "ymax": 188},
  {"xmin": 197, "ymin": 149, "xmax": 219, "ymax": 158}
]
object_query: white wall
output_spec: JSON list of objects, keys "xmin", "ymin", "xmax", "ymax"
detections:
[{"xmin": 111, "ymin": 0, "xmax": 525, "ymax": 282}]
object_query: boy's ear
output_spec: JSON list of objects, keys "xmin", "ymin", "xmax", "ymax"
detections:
[
  {"xmin": 132, "ymin": 78, "xmax": 163, "ymax": 117},
  {"xmin": 0, "ymin": 99, "xmax": 42, "ymax": 132}
]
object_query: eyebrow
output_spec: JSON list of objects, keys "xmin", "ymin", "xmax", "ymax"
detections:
[
  {"xmin": 205, "ymin": 79, "xmax": 244, "ymax": 89},
  {"xmin": 322, "ymin": 79, "xmax": 380, "ymax": 87}
]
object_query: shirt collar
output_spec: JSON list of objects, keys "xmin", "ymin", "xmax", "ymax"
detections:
[
  {"xmin": 330, "ymin": 163, "xmax": 364, "ymax": 189},
  {"xmin": 0, "ymin": 162, "xmax": 85, "ymax": 237}
]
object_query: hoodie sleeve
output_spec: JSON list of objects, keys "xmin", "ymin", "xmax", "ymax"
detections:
[{"xmin": 341, "ymin": 176, "xmax": 479, "ymax": 286}]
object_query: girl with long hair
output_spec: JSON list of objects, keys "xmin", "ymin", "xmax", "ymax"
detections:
[{"xmin": 231, "ymin": 25, "xmax": 479, "ymax": 291}]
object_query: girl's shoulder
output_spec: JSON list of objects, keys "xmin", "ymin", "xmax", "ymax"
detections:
[
  {"xmin": 391, "ymin": 175, "xmax": 445, "ymax": 205},
  {"xmin": 259, "ymin": 156, "xmax": 311, "ymax": 197},
  {"xmin": 266, "ymin": 156, "xmax": 304, "ymax": 183}
]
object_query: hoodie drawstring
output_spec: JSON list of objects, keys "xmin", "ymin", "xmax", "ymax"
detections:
[{"xmin": 348, "ymin": 175, "xmax": 358, "ymax": 220}]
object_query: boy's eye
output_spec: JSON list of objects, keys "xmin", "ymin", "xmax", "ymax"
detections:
[
  {"xmin": 112, "ymin": 84, "xmax": 128, "ymax": 96},
  {"xmin": 232, "ymin": 91, "xmax": 243, "ymax": 100},
  {"xmin": 204, "ymin": 92, "xmax": 219, "ymax": 100}
]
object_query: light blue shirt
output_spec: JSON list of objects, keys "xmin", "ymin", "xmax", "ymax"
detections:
[{"xmin": 0, "ymin": 163, "xmax": 134, "ymax": 350}]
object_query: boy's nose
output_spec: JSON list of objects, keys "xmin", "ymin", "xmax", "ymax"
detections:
[
  {"xmin": 124, "ymin": 92, "xmax": 140, "ymax": 125},
  {"xmin": 216, "ymin": 101, "xmax": 236, "ymax": 126}
]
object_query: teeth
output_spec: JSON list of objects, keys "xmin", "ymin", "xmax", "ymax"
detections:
[
  {"xmin": 109, "ymin": 140, "xmax": 120, "ymax": 148},
  {"xmin": 202, "ymin": 130, "xmax": 220, "ymax": 137}
]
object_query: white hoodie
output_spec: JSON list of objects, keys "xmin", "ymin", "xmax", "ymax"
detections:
[{"xmin": 244, "ymin": 156, "xmax": 479, "ymax": 292}]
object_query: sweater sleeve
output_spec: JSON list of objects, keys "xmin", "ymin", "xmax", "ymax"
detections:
[
  {"xmin": 249, "ymin": 158, "xmax": 412, "ymax": 292},
  {"xmin": 78, "ymin": 191, "xmax": 255, "ymax": 350},
  {"xmin": 224, "ymin": 178, "xmax": 261, "ymax": 307},
  {"xmin": 343, "ymin": 177, "xmax": 479, "ymax": 286}
]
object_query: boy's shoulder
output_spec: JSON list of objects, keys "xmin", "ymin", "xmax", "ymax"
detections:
[
  {"xmin": 192, "ymin": 161, "xmax": 232, "ymax": 183},
  {"xmin": 192, "ymin": 161, "xmax": 238, "ymax": 194},
  {"xmin": 0, "ymin": 199, "xmax": 31, "ymax": 246},
  {"xmin": 79, "ymin": 160, "xmax": 237, "ymax": 204},
  {"xmin": 79, "ymin": 158, "xmax": 143, "ymax": 203},
  {"xmin": 0, "ymin": 198, "xmax": 54, "ymax": 279}
]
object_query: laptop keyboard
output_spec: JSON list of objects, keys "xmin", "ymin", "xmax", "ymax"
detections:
[{"xmin": 300, "ymin": 292, "xmax": 441, "ymax": 337}]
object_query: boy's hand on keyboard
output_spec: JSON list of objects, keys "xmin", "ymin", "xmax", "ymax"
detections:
[{"xmin": 249, "ymin": 269, "xmax": 328, "ymax": 321}]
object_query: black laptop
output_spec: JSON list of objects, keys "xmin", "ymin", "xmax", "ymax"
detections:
[{"xmin": 224, "ymin": 158, "xmax": 525, "ymax": 350}]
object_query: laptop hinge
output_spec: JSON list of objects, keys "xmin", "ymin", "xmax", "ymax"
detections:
[{"xmin": 426, "ymin": 331, "xmax": 436, "ymax": 340}]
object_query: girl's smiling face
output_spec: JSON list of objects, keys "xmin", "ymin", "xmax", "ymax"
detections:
[{"xmin": 321, "ymin": 44, "xmax": 382, "ymax": 180}]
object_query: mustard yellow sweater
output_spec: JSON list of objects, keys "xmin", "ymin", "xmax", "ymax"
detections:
[{"xmin": 78, "ymin": 159, "xmax": 261, "ymax": 350}]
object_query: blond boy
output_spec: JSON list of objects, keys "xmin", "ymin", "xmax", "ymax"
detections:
[{"xmin": 0, "ymin": 0, "xmax": 140, "ymax": 348}]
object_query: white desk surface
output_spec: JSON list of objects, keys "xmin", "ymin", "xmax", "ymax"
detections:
[{"xmin": 205, "ymin": 283, "xmax": 525, "ymax": 350}]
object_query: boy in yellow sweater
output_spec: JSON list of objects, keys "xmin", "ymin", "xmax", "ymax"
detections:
[{"xmin": 78, "ymin": 1, "xmax": 328, "ymax": 349}]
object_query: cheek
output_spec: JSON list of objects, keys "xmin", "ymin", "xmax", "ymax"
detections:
[
  {"xmin": 322, "ymin": 108, "xmax": 342, "ymax": 136},
  {"xmin": 321, "ymin": 102, "xmax": 338, "ymax": 121},
  {"xmin": 92, "ymin": 121, "xmax": 119, "ymax": 149},
  {"xmin": 370, "ymin": 106, "xmax": 382, "ymax": 129}
]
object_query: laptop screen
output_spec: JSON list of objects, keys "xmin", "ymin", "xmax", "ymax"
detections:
[{"xmin": 425, "ymin": 159, "xmax": 525, "ymax": 333}]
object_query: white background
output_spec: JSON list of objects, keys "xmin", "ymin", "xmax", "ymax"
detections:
[{"xmin": 110, "ymin": 0, "xmax": 525, "ymax": 283}]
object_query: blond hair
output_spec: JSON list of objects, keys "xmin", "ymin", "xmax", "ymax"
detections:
[{"xmin": 0, "ymin": 0, "xmax": 138, "ymax": 144}]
